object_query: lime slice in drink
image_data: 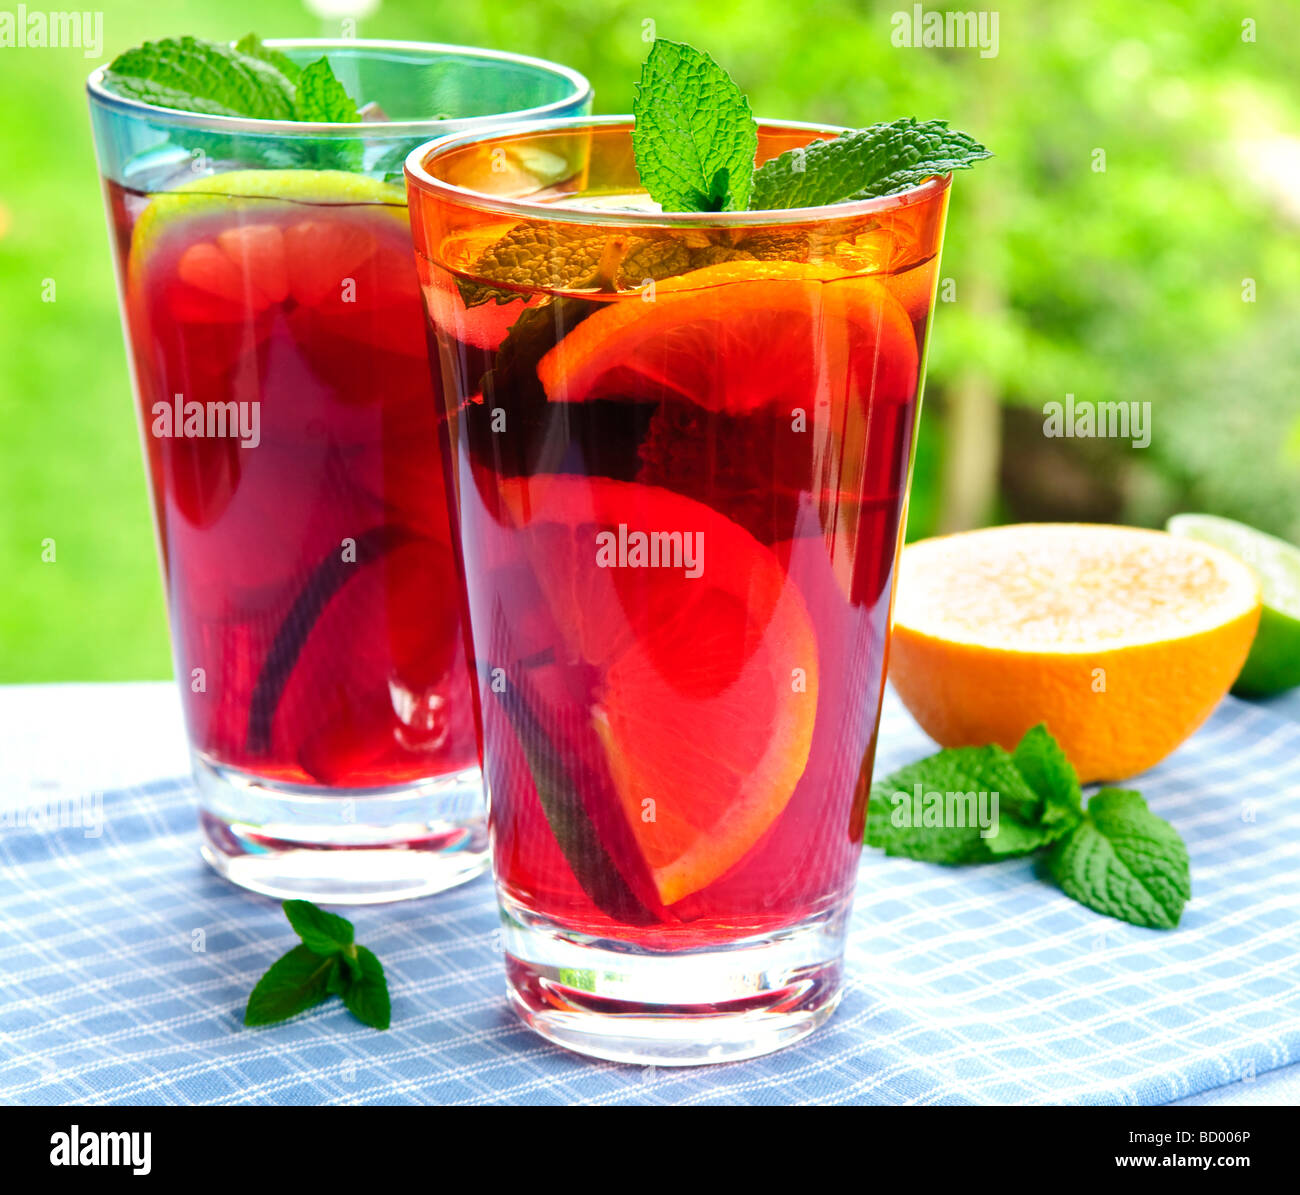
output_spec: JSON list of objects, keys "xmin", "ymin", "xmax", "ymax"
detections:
[
  {"xmin": 126, "ymin": 168, "xmax": 419, "ymax": 363},
  {"xmin": 130, "ymin": 168, "xmax": 406, "ymax": 261},
  {"xmin": 1167, "ymin": 513, "xmax": 1300, "ymax": 695}
]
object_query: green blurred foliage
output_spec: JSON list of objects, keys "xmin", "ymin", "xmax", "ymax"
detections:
[{"xmin": 0, "ymin": 0, "xmax": 1297, "ymax": 680}]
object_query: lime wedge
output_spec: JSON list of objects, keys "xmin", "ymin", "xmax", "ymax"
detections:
[
  {"xmin": 1168, "ymin": 513, "xmax": 1300, "ymax": 695},
  {"xmin": 130, "ymin": 169, "xmax": 406, "ymax": 261}
]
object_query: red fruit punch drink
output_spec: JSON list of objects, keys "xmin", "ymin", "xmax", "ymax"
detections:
[
  {"xmin": 107, "ymin": 173, "xmax": 481, "ymax": 769},
  {"xmin": 112, "ymin": 175, "xmax": 468, "ymax": 770},
  {"xmin": 408, "ymin": 118, "xmax": 949, "ymax": 1059},
  {"xmin": 89, "ymin": 41, "xmax": 592, "ymax": 902}
]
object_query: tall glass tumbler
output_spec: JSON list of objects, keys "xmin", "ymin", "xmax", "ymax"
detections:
[
  {"xmin": 407, "ymin": 117, "xmax": 950, "ymax": 1060},
  {"xmin": 89, "ymin": 42, "xmax": 592, "ymax": 903}
]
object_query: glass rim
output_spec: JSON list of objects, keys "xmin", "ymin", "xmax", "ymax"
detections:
[
  {"xmin": 405, "ymin": 114, "xmax": 951, "ymax": 227},
  {"xmin": 85, "ymin": 38, "xmax": 594, "ymax": 139}
]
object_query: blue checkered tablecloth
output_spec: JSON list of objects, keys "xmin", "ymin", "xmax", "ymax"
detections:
[{"xmin": 1, "ymin": 684, "xmax": 1298, "ymax": 1105}]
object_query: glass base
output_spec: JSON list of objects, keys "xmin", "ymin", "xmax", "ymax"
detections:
[
  {"xmin": 195, "ymin": 754, "xmax": 489, "ymax": 904},
  {"xmin": 500, "ymin": 896, "xmax": 848, "ymax": 1066}
]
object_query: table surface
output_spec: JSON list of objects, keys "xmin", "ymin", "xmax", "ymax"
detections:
[{"xmin": 2, "ymin": 681, "xmax": 1298, "ymax": 1106}]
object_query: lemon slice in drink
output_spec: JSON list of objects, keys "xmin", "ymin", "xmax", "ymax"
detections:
[{"xmin": 1167, "ymin": 514, "xmax": 1300, "ymax": 695}]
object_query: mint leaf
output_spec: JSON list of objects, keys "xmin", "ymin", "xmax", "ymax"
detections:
[
  {"xmin": 283, "ymin": 899, "xmax": 354, "ymax": 956},
  {"xmin": 245, "ymin": 902, "xmax": 392, "ymax": 1028},
  {"xmin": 325, "ymin": 962, "xmax": 349, "ymax": 996},
  {"xmin": 289, "ymin": 57, "xmax": 364, "ymax": 168},
  {"xmin": 105, "ymin": 35, "xmax": 296, "ymax": 120},
  {"xmin": 234, "ymin": 33, "xmax": 301, "ymax": 82},
  {"xmin": 866, "ymin": 729, "xmax": 1188, "ymax": 930},
  {"xmin": 338, "ymin": 946, "xmax": 391, "ymax": 1030},
  {"xmin": 1012, "ymin": 724, "xmax": 1084, "ymax": 829},
  {"xmin": 294, "ymin": 57, "xmax": 361, "ymax": 123},
  {"xmin": 632, "ymin": 39, "xmax": 758, "ymax": 212},
  {"xmin": 751, "ymin": 118, "xmax": 991, "ymax": 210},
  {"xmin": 244, "ymin": 944, "xmax": 338, "ymax": 1026},
  {"xmin": 1042, "ymin": 789, "xmax": 1191, "ymax": 929},
  {"xmin": 104, "ymin": 36, "xmax": 365, "ymax": 170},
  {"xmin": 867, "ymin": 744, "xmax": 1055, "ymax": 863}
]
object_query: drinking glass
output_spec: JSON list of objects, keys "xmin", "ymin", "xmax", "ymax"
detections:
[
  {"xmin": 88, "ymin": 42, "xmax": 592, "ymax": 903},
  {"xmin": 407, "ymin": 116, "xmax": 950, "ymax": 1059}
]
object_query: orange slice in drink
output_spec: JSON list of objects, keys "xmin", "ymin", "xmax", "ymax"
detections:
[
  {"xmin": 497, "ymin": 474, "xmax": 819, "ymax": 905},
  {"xmin": 882, "ymin": 256, "xmax": 938, "ymax": 323},
  {"xmin": 536, "ymin": 259, "xmax": 918, "ymax": 412}
]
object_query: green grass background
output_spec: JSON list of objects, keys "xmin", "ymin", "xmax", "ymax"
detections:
[{"xmin": 1, "ymin": 0, "xmax": 1297, "ymax": 682}]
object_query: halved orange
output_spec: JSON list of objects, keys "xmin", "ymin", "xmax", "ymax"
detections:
[
  {"xmin": 498, "ymin": 474, "xmax": 819, "ymax": 904},
  {"xmin": 888, "ymin": 524, "xmax": 1263, "ymax": 782},
  {"xmin": 535, "ymin": 259, "xmax": 918, "ymax": 413}
]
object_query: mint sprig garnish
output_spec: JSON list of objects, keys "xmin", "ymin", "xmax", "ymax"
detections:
[
  {"xmin": 105, "ymin": 34, "xmax": 360, "ymax": 124},
  {"xmin": 867, "ymin": 726, "xmax": 1191, "ymax": 929},
  {"xmin": 631, "ymin": 39, "xmax": 990, "ymax": 214},
  {"xmin": 750, "ymin": 119, "xmax": 992, "ymax": 209},
  {"xmin": 105, "ymin": 35, "xmax": 363, "ymax": 171},
  {"xmin": 294, "ymin": 57, "xmax": 363, "ymax": 124},
  {"xmin": 105, "ymin": 35, "xmax": 297, "ymax": 120},
  {"xmin": 632, "ymin": 40, "xmax": 758, "ymax": 213},
  {"xmin": 244, "ymin": 900, "xmax": 391, "ymax": 1029},
  {"xmin": 233, "ymin": 32, "xmax": 301, "ymax": 82}
]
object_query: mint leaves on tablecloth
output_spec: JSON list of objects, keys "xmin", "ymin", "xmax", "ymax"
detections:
[
  {"xmin": 1043, "ymin": 788, "xmax": 1191, "ymax": 930},
  {"xmin": 867, "ymin": 725, "xmax": 1191, "ymax": 929},
  {"xmin": 1011, "ymin": 723, "xmax": 1084, "ymax": 829},
  {"xmin": 243, "ymin": 944, "xmax": 339, "ymax": 1026},
  {"xmin": 865, "ymin": 744, "xmax": 1055, "ymax": 863},
  {"xmin": 282, "ymin": 898, "xmax": 355, "ymax": 956},
  {"xmin": 245, "ymin": 900, "xmax": 391, "ymax": 1029}
]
